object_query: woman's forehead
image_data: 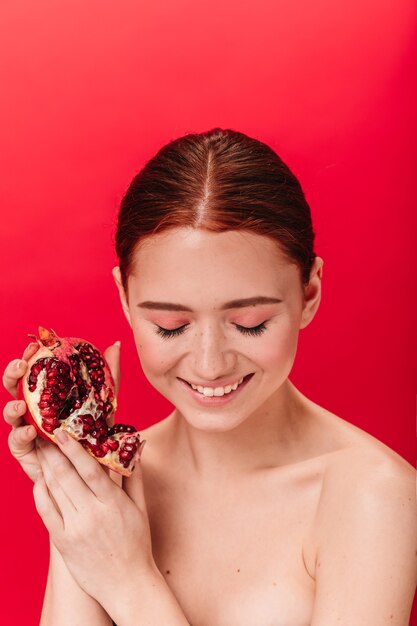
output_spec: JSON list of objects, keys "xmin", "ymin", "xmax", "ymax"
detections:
[
  {"xmin": 128, "ymin": 228, "xmax": 301, "ymax": 303},
  {"xmin": 133, "ymin": 227, "xmax": 290, "ymax": 268}
]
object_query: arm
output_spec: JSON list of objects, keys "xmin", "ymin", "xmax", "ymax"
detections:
[
  {"xmin": 106, "ymin": 567, "xmax": 191, "ymax": 626},
  {"xmin": 40, "ymin": 540, "xmax": 112, "ymax": 626},
  {"xmin": 33, "ymin": 430, "xmax": 191, "ymax": 626},
  {"xmin": 40, "ymin": 477, "xmax": 190, "ymax": 626},
  {"xmin": 310, "ymin": 452, "xmax": 417, "ymax": 625},
  {"xmin": 41, "ymin": 461, "xmax": 125, "ymax": 625},
  {"xmin": 2, "ymin": 342, "xmax": 123, "ymax": 625}
]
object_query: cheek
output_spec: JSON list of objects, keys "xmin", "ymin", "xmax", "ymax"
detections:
[
  {"xmin": 250, "ymin": 317, "xmax": 300, "ymax": 371},
  {"xmin": 131, "ymin": 323, "xmax": 175, "ymax": 378}
]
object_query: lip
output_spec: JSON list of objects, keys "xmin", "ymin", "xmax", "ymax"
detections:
[
  {"xmin": 179, "ymin": 374, "xmax": 248, "ymax": 389},
  {"xmin": 177, "ymin": 373, "xmax": 254, "ymax": 406}
]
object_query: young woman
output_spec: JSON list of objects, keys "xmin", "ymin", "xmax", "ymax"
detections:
[{"xmin": 3, "ymin": 128, "xmax": 416, "ymax": 625}]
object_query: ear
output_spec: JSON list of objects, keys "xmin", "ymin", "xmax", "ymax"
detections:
[
  {"xmin": 112, "ymin": 266, "xmax": 132, "ymax": 328},
  {"xmin": 299, "ymin": 256, "xmax": 324, "ymax": 330}
]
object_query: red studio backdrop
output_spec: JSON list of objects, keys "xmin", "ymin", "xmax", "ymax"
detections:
[{"xmin": 0, "ymin": 1, "xmax": 416, "ymax": 623}]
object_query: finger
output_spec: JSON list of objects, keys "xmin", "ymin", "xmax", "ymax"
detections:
[
  {"xmin": 33, "ymin": 474, "xmax": 65, "ymax": 539},
  {"xmin": 3, "ymin": 399, "xmax": 27, "ymax": 428},
  {"xmin": 36, "ymin": 438, "xmax": 93, "ymax": 511},
  {"xmin": 52, "ymin": 429, "xmax": 118, "ymax": 502},
  {"xmin": 2, "ymin": 342, "xmax": 39, "ymax": 397},
  {"xmin": 8, "ymin": 423, "xmax": 37, "ymax": 458},
  {"xmin": 2, "ymin": 359, "xmax": 28, "ymax": 397},
  {"xmin": 109, "ymin": 468, "xmax": 123, "ymax": 487},
  {"xmin": 22, "ymin": 341, "xmax": 39, "ymax": 361},
  {"xmin": 37, "ymin": 444, "xmax": 77, "ymax": 517},
  {"xmin": 122, "ymin": 440, "xmax": 147, "ymax": 508},
  {"xmin": 103, "ymin": 341, "xmax": 121, "ymax": 395}
]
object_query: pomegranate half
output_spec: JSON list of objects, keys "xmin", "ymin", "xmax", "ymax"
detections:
[{"xmin": 18, "ymin": 327, "xmax": 142, "ymax": 476}]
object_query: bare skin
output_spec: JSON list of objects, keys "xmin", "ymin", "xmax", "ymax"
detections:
[
  {"xmin": 4, "ymin": 227, "xmax": 417, "ymax": 624},
  {"xmin": 112, "ymin": 227, "xmax": 417, "ymax": 624},
  {"xmin": 136, "ymin": 388, "xmax": 414, "ymax": 625}
]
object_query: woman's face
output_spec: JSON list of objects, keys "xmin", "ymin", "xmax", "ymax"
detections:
[{"xmin": 114, "ymin": 227, "xmax": 322, "ymax": 432}]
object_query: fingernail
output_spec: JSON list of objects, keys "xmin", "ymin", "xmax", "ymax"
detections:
[
  {"xmin": 14, "ymin": 401, "xmax": 24, "ymax": 412},
  {"xmin": 114, "ymin": 340, "xmax": 121, "ymax": 348},
  {"xmin": 14, "ymin": 360, "xmax": 23, "ymax": 370},
  {"xmin": 26, "ymin": 425, "xmax": 35, "ymax": 437},
  {"xmin": 53, "ymin": 429, "xmax": 68, "ymax": 444}
]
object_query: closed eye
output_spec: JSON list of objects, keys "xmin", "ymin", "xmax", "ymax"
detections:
[{"xmin": 154, "ymin": 321, "xmax": 268, "ymax": 339}]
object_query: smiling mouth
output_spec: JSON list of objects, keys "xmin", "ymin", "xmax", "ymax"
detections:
[{"xmin": 179, "ymin": 373, "xmax": 254, "ymax": 397}]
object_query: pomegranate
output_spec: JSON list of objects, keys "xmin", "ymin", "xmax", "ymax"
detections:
[{"xmin": 18, "ymin": 327, "xmax": 142, "ymax": 476}]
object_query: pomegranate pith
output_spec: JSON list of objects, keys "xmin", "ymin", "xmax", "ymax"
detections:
[{"xmin": 18, "ymin": 327, "xmax": 142, "ymax": 476}]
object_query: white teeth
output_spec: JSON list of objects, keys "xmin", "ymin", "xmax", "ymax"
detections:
[{"xmin": 189, "ymin": 376, "xmax": 246, "ymax": 396}]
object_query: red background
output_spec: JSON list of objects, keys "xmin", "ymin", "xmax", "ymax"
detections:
[{"xmin": 1, "ymin": 1, "xmax": 416, "ymax": 623}]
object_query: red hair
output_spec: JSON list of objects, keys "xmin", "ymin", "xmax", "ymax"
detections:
[{"xmin": 116, "ymin": 127, "xmax": 317, "ymax": 290}]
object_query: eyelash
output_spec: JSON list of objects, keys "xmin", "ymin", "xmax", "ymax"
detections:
[{"xmin": 154, "ymin": 321, "xmax": 268, "ymax": 340}]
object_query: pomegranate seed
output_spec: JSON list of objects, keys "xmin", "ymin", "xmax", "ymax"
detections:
[
  {"xmin": 119, "ymin": 449, "xmax": 134, "ymax": 460},
  {"xmin": 40, "ymin": 407, "xmax": 58, "ymax": 418},
  {"xmin": 91, "ymin": 446, "xmax": 106, "ymax": 458},
  {"xmin": 43, "ymin": 420, "xmax": 59, "ymax": 432},
  {"xmin": 40, "ymin": 389, "xmax": 54, "ymax": 397},
  {"xmin": 108, "ymin": 424, "xmax": 136, "ymax": 435},
  {"xmin": 100, "ymin": 442, "xmax": 110, "ymax": 454}
]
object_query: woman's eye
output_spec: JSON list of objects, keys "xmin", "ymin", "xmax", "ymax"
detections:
[
  {"xmin": 154, "ymin": 321, "xmax": 268, "ymax": 339},
  {"xmin": 155, "ymin": 324, "xmax": 188, "ymax": 339},
  {"xmin": 235, "ymin": 321, "xmax": 268, "ymax": 336}
]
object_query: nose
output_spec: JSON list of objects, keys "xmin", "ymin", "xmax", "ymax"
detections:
[{"xmin": 191, "ymin": 322, "xmax": 235, "ymax": 381}]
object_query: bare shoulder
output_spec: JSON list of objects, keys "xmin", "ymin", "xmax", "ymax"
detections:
[
  {"xmin": 305, "ymin": 397, "xmax": 416, "ymax": 478},
  {"xmin": 309, "ymin": 404, "xmax": 417, "ymax": 553},
  {"xmin": 307, "ymin": 409, "xmax": 417, "ymax": 624},
  {"xmin": 321, "ymin": 407, "xmax": 416, "ymax": 484},
  {"xmin": 305, "ymin": 401, "xmax": 417, "ymax": 551},
  {"xmin": 322, "ymin": 437, "xmax": 417, "ymax": 519}
]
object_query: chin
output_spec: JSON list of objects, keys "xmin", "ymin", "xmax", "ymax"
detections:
[{"xmin": 180, "ymin": 410, "xmax": 249, "ymax": 433}]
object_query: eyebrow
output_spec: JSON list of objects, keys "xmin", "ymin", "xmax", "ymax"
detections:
[{"xmin": 137, "ymin": 296, "xmax": 283, "ymax": 312}]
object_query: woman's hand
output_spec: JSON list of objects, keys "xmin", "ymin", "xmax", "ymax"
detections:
[
  {"xmin": 3, "ymin": 342, "xmax": 42, "ymax": 482},
  {"xmin": 33, "ymin": 428, "xmax": 151, "ymax": 616},
  {"xmin": 2, "ymin": 341, "xmax": 121, "ymax": 484}
]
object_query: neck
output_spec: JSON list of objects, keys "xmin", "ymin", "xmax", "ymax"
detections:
[{"xmin": 168, "ymin": 378, "xmax": 311, "ymax": 482}]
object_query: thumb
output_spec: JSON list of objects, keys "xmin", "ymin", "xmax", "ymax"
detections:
[
  {"xmin": 122, "ymin": 440, "xmax": 147, "ymax": 508},
  {"xmin": 103, "ymin": 341, "xmax": 121, "ymax": 395}
]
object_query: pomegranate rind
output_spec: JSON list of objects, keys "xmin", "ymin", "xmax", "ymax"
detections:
[
  {"xmin": 73, "ymin": 430, "xmax": 144, "ymax": 477},
  {"xmin": 19, "ymin": 327, "xmax": 141, "ymax": 476},
  {"xmin": 17, "ymin": 379, "xmax": 52, "ymax": 443}
]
